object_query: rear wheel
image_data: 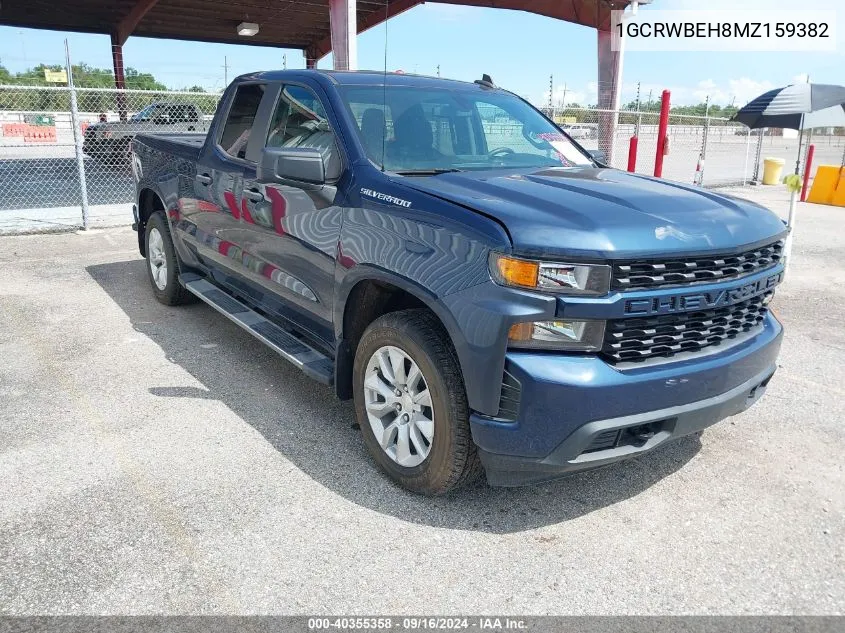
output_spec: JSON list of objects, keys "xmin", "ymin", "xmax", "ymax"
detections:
[
  {"xmin": 353, "ymin": 309, "xmax": 481, "ymax": 495},
  {"xmin": 144, "ymin": 211, "xmax": 192, "ymax": 306}
]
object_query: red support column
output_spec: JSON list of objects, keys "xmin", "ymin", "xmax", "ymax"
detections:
[
  {"xmin": 329, "ymin": 0, "xmax": 357, "ymax": 70},
  {"xmin": 304, "ymin": 46, "xmax": 318, "ymax": 69},
  {"xmin": 801, "ymin": 144, "xmax": 815, "ymax": 202},
  {"xmin": 654, "ymin": 90, "xmax": 671, "ymax": 178},
  {"xmin": 596, "ymin": 10, "xmax": 624, "ymax": 166},
  {"xmin": 110, "ymin": 33, "xmax": 127, "ymax": 121}
]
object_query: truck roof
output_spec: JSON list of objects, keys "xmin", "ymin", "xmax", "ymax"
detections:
[{"xmin": 232, "ymin": 69, "xmax": 508, "ymax": 92}]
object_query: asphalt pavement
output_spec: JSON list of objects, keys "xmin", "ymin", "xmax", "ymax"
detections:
[{"xmin": 0, "ymin": 190, "xmax": 843, "ymax": 614}]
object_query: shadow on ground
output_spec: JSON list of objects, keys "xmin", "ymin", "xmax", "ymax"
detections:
[{"xmin": 87, "ymin": 259, "xmax": 701, "ymax": 534}]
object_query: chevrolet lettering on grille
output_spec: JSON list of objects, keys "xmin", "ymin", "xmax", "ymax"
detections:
[{"xmin": 623, "ymin": 271, "xmax": 783, "ymax": 316}]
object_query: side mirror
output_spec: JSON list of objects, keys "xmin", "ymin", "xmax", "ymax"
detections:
[
  {"xmin": 258, "ymin": 147, "xmax": 326, "ymax": 185},
  {"xmin": 588, "ymin": 149, "xmax": 606, "ymax": 164}
]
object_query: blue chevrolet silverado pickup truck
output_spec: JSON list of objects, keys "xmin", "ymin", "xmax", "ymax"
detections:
[{"xmin": 131, "ymin": 70, "xmax": 786, "ymax": 494}]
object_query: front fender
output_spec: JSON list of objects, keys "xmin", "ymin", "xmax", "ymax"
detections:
[{"xmin": 335, "ymin": 265, "xmax": 554, "ymax": 416}]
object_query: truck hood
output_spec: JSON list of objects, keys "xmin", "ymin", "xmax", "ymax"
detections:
[{"xmin": 395, "ymin": 167, "xmax": 787, "ymax": 259}]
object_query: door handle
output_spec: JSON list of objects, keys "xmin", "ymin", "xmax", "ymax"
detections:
[
  {"xmin": 195, "ymin": 173, "xmax": 213, "ymax": 186},
  {"xmin": 243, "ymin": 188, "xmax": 265, "ymax": 202}
]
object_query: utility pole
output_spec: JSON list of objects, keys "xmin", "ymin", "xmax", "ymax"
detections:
[
  {"xmin": 283, "ymin": 53, "xmax": 287, "ymax": 70},
  {"xmin": 223, "ymin": 56, "xmax": 229, "ymax": 86},
  {"xmin": 635, "ymin": 81, "xmax": 642, "ymax": 136},
  {"xmin": 436, "ymin": 64, "xmax": 440, "ymax": 78}
]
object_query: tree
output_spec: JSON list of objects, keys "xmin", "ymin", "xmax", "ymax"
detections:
[
  {"xmin": 0, "ymin": 62, "xmax": 170, "ymax": 90},
  {"xmin": 124, "ymin": 67, "xmax": 167, "ymax": 91},
  {"xmin": 0, "ymin": 62, "xmax": 211, "ymax": 115}
]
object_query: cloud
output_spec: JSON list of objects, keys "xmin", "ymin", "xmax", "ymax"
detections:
[
  {"xmin": 725, "ymin": 78, "xmax": 776, "ymax": 105},
  {"xmin": 668, "ymin": 78, "xmax": 775, "ymax": 106}
]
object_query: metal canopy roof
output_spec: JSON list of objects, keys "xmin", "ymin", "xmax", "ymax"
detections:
[{"xmin": 0, "ymin": 0, "xmax": 629, "ymax": 58}]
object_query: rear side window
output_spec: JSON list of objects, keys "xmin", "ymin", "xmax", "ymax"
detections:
[{"xmin": 219, "ymin": 84, "xmax": 266, "ymax": 159}]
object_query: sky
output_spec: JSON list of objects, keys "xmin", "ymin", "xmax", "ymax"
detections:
[{"xmin": 0, "ymin": 0, "xmax": 842, "ymax": 108}]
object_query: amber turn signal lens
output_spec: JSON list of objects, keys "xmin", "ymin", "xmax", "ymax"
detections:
[
  {"xmin": 508, "ymin": 322, "xmax": 535, "ymax": 341},
  {"xmin": 496, "ymin": 256, "xmax": 539, "ymax": 288}
]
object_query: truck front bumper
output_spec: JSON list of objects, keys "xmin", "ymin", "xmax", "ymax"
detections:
[{"xmin": 471, "ymin": 314, "xmax": 782, "ymax": 486}]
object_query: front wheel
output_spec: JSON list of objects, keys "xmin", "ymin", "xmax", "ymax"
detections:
[
  {"xmin": 353, "ymin": 309, "xmax": 481, "ymax": 495},
  {"xmin": 144, "ymin": 211, "xmax": 192, "ymax": 306}
]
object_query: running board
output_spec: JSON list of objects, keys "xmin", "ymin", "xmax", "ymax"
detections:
[{"xmin": 182, "ymin": 276, "xmax": 334, "ymax": 385}]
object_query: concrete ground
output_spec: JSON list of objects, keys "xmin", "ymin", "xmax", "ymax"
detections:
[{"xmin": 0, "ymin": 189, "xmax": 843, "ymax": 615}]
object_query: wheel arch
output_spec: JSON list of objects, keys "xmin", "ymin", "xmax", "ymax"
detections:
[
  {"xmin": 136, "ymin": 187, "xmax": 166, "ymax": 256},
  {"xmin": 333, "ymin": 267, "xmax": 468, "ymax": 402}
]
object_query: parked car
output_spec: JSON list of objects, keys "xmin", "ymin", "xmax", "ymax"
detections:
[
  {"xmin": 84, "ymin": 102, "xmax": 209, "ymax": 163},
  {"xmin": 131, "ymin": 71, "xmax": 786, "ymax": 494},
  {"xmin": 561, "ymin": 123, "xmax": 597, "ymax": 139}
]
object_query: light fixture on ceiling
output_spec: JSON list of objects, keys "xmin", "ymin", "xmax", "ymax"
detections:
[{"xmin": 237, "ymin": 22, "xmax": 259, "ymax": 36}]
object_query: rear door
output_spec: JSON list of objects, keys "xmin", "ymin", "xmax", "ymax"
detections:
[
  {"xmin": 237, "ymin": 82, "xmax": 345, "ymax": 343},
  {"xmin": 179, "ymin": 82, "xmax": 269, "ymax": 278}
]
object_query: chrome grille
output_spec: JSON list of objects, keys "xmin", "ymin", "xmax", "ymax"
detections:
[
  {"xmin": 601, "ymin": 293, "xmax": 770, "ymax": 364},
  {"xmin": 612, "ymin": 241, "xmax": 783, "ymax": 291}
]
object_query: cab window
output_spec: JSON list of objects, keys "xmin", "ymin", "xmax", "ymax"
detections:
[{"xmin": 266, "ymin": 85, "xmax": 341, "ymax": 180}]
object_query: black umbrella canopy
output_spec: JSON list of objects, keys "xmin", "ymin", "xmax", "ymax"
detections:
[{"xmin": 732, "ymin": 83, "xmax": 845, "ymax": 130}]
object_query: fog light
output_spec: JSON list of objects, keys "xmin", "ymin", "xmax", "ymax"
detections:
[{"xmin": 508, "ymin": 319, "xmax": 605, "ymax": 351}]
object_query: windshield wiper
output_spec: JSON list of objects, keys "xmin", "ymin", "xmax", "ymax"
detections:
[{"xmin": 393, "ymin": 168, "xmax": 462, "ymax": 176}]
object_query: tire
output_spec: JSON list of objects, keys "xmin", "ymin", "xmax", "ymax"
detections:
[
  {"xmin": 144, "ymin": 211, "xmax": 192, "ymax": 306},
  {"xmin": 353, "ymin": 309, "xmax": 482, "ymax": 495}
]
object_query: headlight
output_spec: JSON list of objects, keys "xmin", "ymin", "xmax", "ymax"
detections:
[
  {"xmin": 490, "ymin": 253, "xmax": 611, "ymax": 295},
  {"xmin": 508, "ymin": 319, "xmax": 605, "ymax": 351}
]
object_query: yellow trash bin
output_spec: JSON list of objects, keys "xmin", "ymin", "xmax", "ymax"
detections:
[{"xmin": 762, "ymin": 157, "xmax": 786, "ymax": 185}]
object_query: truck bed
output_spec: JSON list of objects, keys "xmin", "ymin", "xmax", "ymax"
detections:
[{"xmin": 133, "ymin": 132, "xmax": 207, "ymax": 162}]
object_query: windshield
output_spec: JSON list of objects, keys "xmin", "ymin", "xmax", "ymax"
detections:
[
  {"xmin": 131, "ymin": 104, "xmax": 163, "ymax": 122},
  {"xmin": 340, "ymin": 85, "xmax": 594, "ymax": 173}
]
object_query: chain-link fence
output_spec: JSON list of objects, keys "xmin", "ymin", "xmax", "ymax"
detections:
[
  {"xmin": 544, "ymin": 106, "xmax": 761, "ymax": 186},
  {"xmin": 3, "ymin": 83, "xmax": 845, "ymax": 233},
  {"xmin": 543, "ymin": 105, "xmax": 845, "ymax": 189},
  {"xmin": 0, "ymin": 84, "xmax": 221, "ymax": 233}
]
